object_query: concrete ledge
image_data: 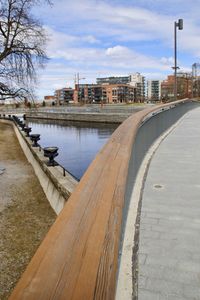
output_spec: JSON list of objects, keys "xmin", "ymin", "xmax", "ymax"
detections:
[
  {"xmin": 26, "ymin": 111, "xmax": 129, "ymax": 123},
  {"xmin": 0, "ymin": 118, "xmax": 78, "ymax": 215}
]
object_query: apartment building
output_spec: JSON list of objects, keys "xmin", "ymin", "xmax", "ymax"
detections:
[
  {"xmin": 51, "ymin": 73, "xmax": 145, "ymax": 105},
  {"xmin": 74, "ymin": 83, "xmax": 135, "ymax": 103},
  {"xmin": 129, "ymin": 73, "xmax": 145, "ymax": 102},
  {"xmin": 54, "ymin": 88, "xmax": 74, "ymax": 104},
  {"xmin": 192, "ymin": 77, "xmax": 200, "ymax": 97},
  {"xmin": 161, "ymin": 74, "xmax": 192, "ymax": 101},
  {"xmin": 147, "ymin": 80, "xmax": 162, "ymax": 102},
  {"xmin": 102, "ymin": 84, "xmax": 135, "ymax": 103},
  {"xmin": 73, "ymin": 84, "xmax": 102, "ymax": 103},
  {"xmin": 97, "ymin": 73, "xmax": 145, "ymax": 102}
]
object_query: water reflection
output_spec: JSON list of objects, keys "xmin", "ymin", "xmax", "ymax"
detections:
[{"xmin": 27, "ymin": 119, "xmax": 118, "ymax": 180}]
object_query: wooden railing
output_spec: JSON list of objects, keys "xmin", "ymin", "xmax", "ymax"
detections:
[{"xmin": 9, "ymin": 100, "xmax": 198, "ymax": 300}]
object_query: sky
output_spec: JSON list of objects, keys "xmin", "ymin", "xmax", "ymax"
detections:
[{"xmin": 34, "ymin": 0, "xmax": 200, "ymax": 99}]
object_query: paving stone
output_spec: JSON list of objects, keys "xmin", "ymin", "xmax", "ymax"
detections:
[
  {"xmin": 140, "ymin": 229, "xmax": 160, "ymax": 239},
  {"xmin": 183, "ymin": 284, "xmax": 200, "ymax": 299},
  {"xmin": 139, "ymin": 264, "xmax": 166, "ymax": 279},
  {"xmin": 145, "ymin": 256, "xmax": 178, "ymax": 268},
  {"xmin": 139, "ymin": 254, "xmax": 147, "ymax": 265},
  {"xmin": 140, "ymin": 217, "xmax": 159, "ymax": 225},
  {"xmin": 140, "ymin": 223, "xmax": 152, "ymax": 231},
  {"xmin": 145, "ymin": 278, "xmax": 184, "ymax": 298},
  {"xmin": 139, "ymin": 264, "xmax": 200, "ymax": 286},
  {"xmin": 138, "ymin": 108, "xmax": 200, "ymax": 299},
  {"xmin": 138, "ymin": 275, "xmax": 147, "ymax": 289},
  {"xmin": 176, "ymin": 260, "xmax": 200, "ymax": 273},
  {"xmin": 138, "ymin": 289, "xmax": 160, "ymax": 300}
]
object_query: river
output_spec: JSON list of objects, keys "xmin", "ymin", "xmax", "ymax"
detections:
[{"xmin": 26, "ymin": 119, "xmax": 119, "ymax": 180}]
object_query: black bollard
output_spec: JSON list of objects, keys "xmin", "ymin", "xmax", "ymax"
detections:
[
  {"xmin": 43, "ymin": 147, "xmax": 59, "ymax": 166},
  {"xmin": 24, "ymin": 127, "xmax": 32, "ymax": 137},
  {"xmin": 29, "ymin": 134, "xmax": 40, "ymax": 147}
]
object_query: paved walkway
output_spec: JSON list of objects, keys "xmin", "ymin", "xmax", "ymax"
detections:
[{"xmin": 138, "ymin": 107, "xmax": 200, "ymax": 300}]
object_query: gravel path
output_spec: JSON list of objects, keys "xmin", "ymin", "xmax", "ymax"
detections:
[{"xmin": 0, "ymin": 122, "xmax": 56, "ymax": 300}]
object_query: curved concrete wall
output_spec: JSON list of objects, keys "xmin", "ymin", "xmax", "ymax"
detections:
[
  {"xmin": 0, "ymin": 118, "xmax": 78, "ymax": 214},
  {"xmin": 122, "ymin": 101, "xmax": 198, "ymax": 240}
]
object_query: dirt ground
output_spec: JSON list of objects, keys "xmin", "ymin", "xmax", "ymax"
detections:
[{"xmin": 0, "ymin": 122, "xmax": 56, "ymax": 300}]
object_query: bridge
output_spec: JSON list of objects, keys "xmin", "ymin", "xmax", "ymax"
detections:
[{"xmin": 5, "ymin": 99, "xmax": 200, "ymax": 299}]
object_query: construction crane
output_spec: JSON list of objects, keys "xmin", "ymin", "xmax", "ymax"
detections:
[{"xmin": 75, "ymin": 73, "xmax": 86, "ymax": 102}]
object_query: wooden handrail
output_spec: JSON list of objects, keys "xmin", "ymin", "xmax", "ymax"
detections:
[{"xmin": 9, "ymin": 100, "xmax": 195, "ymax": 299}]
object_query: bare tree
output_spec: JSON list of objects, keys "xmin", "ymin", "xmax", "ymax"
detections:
[{"xmin": 0, "ymin": 0, "xmax": 50, "ymax": 102}]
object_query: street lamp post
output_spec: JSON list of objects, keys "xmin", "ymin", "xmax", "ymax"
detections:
[{"xmin": 174, "ymin": 19, "xmax": 183, "ymax": 101}]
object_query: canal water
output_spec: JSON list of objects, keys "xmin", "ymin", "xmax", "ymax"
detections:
[{"xmin": 27, "ymin": 119, "xmax": 119, "ymax": 180}]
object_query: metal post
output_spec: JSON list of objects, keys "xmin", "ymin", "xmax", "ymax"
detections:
[
  {"xmin": 174, "ymin": 19, "xmax": 183, "ymax": 101},
  {"xmin": 174, "ymin": 21, "xmax": 177, "ymax": 101},
  {"xmin": 77, "ymin": 72, "xmax": 79, "ymax": 102}
]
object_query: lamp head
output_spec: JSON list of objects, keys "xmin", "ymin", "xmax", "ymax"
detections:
[{"xmin": 178, "ymin": 19, "xmax": 183, "ymax": 30}]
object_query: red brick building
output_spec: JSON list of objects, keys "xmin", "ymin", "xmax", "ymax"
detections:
[
  {"xmin": 161, "ymin": 74, "xmax": 192, "ymax": 101},
  {"xmin": 75, "ymin": 83, "xmax": 135, "ymax": 104},
  {"xmin": 54, "ymin": 88, "xmax": 74, "ymax": 104}
]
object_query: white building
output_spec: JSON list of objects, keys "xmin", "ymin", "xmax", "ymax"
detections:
[
  {"xmin": 129, "ymin": 72, "xmax": 145, "ymax": 101},
  {"xmin": 147, "ymin": 80, "xmax": 162, "ymax": 102}
]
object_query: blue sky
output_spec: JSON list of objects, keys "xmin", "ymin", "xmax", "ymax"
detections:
[{"xmin": 35, "ymin": 0, "xmax": 200, "ymax": 99}]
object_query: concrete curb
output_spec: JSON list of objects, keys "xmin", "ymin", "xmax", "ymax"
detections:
[{"xmin": 0, "ymin": 118, "xmax": 78, "ymax": 214}]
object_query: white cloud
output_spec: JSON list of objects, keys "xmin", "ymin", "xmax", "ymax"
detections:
[
  {"xmin": 106, "ymin": 45, "xmax": 130, "ymax": 57},
  {"xmin": 43, "ymin": 0, "xmax": 200, "ymax": 53},
  {"xmin": 160, "ymin": 57, "xmax": 174, "ymax": 66},
  {"xmin": 34, "ymin": 0, "xmax": 200, "ymax": 98},
  {"xmin": 83, "ymin": 35, "xmax": 100, "ymax": 44},
  {"xmin": 179, "ymin": 20, "xmax": 200, "ymax": 57},
  {"xmin": 44, "ymin": 31, "xmax": 173, "ymax": 71},
  {"xmin": 45, "ymin": 26, "xmax": 100, "ymax": 59}
]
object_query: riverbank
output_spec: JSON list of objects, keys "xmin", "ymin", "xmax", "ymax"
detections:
[
  {"xmin": 26, "ymin": 104, "xmax": 153, "ymax": 123},
  {"xmin": 0, "ymin": 122, "xmax": 56, "ymax": 300},
  {"xmin": 1, "ymin": 103, "xmax": 154, "ymax": 123},
  {"xmin": 26, "ymin": 111, "xmax": 130, "ymax": 123}
]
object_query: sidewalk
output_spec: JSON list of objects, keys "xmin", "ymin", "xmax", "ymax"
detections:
[
  {"xmin": 0, "ymin": 122, "xmax": 56, "ymax": 300},
  {"xmin": 138, "ymin": 107, "xmax": 200, "ymax": 299}
]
